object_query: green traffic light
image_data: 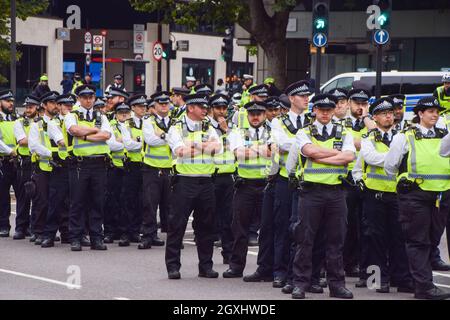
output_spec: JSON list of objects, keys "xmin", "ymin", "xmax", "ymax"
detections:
[
  {"xmin": 314, "ymin": 18, "xmax": 326, "ymax": 30},
  {"xmin": 378, "ymin": 13, "xmax": 388, "ymax": 26},
  {"xmin": 162, "ymin": 51, "xmax": 168, "ymax": 59}
]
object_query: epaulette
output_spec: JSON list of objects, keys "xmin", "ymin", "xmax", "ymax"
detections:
[
  {"xmin": 436, "ymin": 127, "xmax": 448, "ymax": 138},
  {"xmin": 34, "ymin": 116, "xmax": 43, "ymax": 123},
  {"xmin": 344, "ymin": 117, "xmax": 353, "ymax": 128},
  {"xmin": 363, "ymin": 128, "xmax": 378, "ymax": 139}
]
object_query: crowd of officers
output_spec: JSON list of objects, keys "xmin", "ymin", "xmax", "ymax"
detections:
[{"xmin": 0, "ymin": 72, "xmax": 450, "ymax": 300}]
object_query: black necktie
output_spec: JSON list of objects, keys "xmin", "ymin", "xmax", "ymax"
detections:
[
  {"xmin": 426, "ymin": 130, "xmax": 435, "ymax": 138},
  {"xmin": 296, "ymin": 115, "xmax": 302, "ymax": 129},
  {"xmin": 86, "ymin": 111, "xmax": 91, "ymax": 122},
  {"xmin": 255, "ymin": 127, "xmax": 260, "ymax": 140},
  {"xmin": 382, "ymin": 132, "xmax": 390, "ymax": 144},
  {"xmin": 322, "ymin": 125, "xmax": 329, "ymax": 139},
  {"xmin": 354, "ymin": 118, "xmax": 360, "ymax": 129},
  {"xmin": 6, "ymin": 114, "xmax": 10, "ymax": 121}
]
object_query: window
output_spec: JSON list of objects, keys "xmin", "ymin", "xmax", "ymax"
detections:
[
  {"xmin": 321, "ymin": 79, "xmax": 338, "ymax": 93},
  {"xmin": 336, "ymin": 77, "xmax": 354, "ymax": 90},
  {"xmin": 360, "ymin": 76, "xmax": 402, "ymax": 96},
  {"xmin": 401, "ymin": 76, "xmax": 442, "ymax": 94}
]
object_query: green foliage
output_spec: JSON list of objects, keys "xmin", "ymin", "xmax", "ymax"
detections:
[
  {"xmin": 0, "ymin": 0, "xmax": 49, "ymax": 84},
  {"xmin": 245, "ymin": 45, "xmax": 257, "ymax": 56}
]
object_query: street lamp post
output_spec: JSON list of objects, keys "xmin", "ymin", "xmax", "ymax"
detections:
[{"xmin": 10, "ymin": 0, "xmax": 16, "ymax": 95}]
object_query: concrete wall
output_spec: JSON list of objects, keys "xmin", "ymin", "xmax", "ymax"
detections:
[{"xmin": 16, "ymin": 16, "xmax": 63, "ymax": 91}]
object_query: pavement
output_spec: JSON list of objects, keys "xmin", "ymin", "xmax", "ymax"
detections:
[{"xmin": 1, "ymin": 199, "xmax": 450, "ymax": 300}]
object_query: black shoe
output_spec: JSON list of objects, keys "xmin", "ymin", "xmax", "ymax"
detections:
[
  {"xmin": 138, "ymin": 239, "xmax": 152, "ymax": 250},
  {"xmin": 248, "ymin": 236, "xmax": 258, "ymax": 247},
  {"xmin": 319, "ymin": 278, "xmax": 328, "ymax": 288},
  {"xmin": 345, "ymin": 266, "xmax": 360, "ymax": 278},
  {"xmin": 118, "ymin": 236, "xmax": 130, "ymax": 247},
  {"xmin": 129, "ymin": 234, "xmax": 141, "ymax": 243},
  {"xmin": 34, "ymin": 237, "xmax": 43, "ymax": 245},
  {"xmin": 90, "ymin": 240, "xmax": 107, "ymax": 250},
  {"xmin": 168, "ymin": 270, "xmax": 181, "ymax": 280},
  {"xmin": 29, "ymin": 234, "xmax": 37, "ymax": 242},
  {"xmin": 273, "ymin": 277, "xmax": 286, "ymax": 288},
  {"xmin": 355, "ymin": 279, "xmax": 367, "ymax": 288},
  {"xmin": 282, "ymin": 284, "xmax": 294, "ymax": 294},
  {"xmin": 199, "ymin": 269, "xmax": 219, "ymax": 278},
  {"xmin": 376, "ymin": 283, "xmax": 390, "ymax": 293},
  {"xmin": 431, "ymin": 260, "xmax": 450, "ymax": 271},
  {"xmin": 13, "ymin": 231, "xmax": 25, "ymax": 240},
  {"xmin": 104, "ymin": 235, "xmax": 114, "ymax": 243},
  {"xmin": 415, "ymin": 286, "xmax": 450, "ymax": 300},
  {"xmin": 181, "ymin": 243, "xmax": 184, "ymax": 249},
  {"xmin": 223, "ymin": 268, "xmax": 243, "ymax": 278},
  {"xmin": 41, "ymin": 238, "xmax": 55, "ymax": 248},
  {"xmin": 71, "ymin": 241, "xmax": 82, "ymax": 251},
  {"xmin": 330, "ymin": 287, "xmax": 354, "ymax": 299},
  {"xmin": 0, "ymin": 229, "xmax": 9, "ymax": 237},
  {"xmin": 307, "ymin": 284, "xmax": 324, "ymax": 294},
  {"xmin": 81, "ymin": 236, "xmax": 91, "ymax": 247},
  {"xmin": 397, "ymin": 283, "xmax": 415, "ymax": 294},
  {"xmin": 152, "ymin": 237, "xmax": 165, "ymax": 246},
  {"xmin": 223, "ymin": 256, "xmax": 230, "ymax": 265},
  {"xmin": 291, "ymin": 287, "xmax": 306, "ymax": 299},
  {"xmin": 243, "ymin": 271, "xmax": 272, "ymax": 282},
  {"xmin": 214, "ymin": 240, "xmax": 222, "ymax": 247}
]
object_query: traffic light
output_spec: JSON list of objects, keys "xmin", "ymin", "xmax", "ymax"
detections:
[
  {"xmin": 221, "ymin": 28, "xmax": 233, "ymax": 62},
  {"xmin": 312, "ymin": 0, "xmax": 329, "ymax": 37},
  {"xmin": 162, "ymin": 41, "xmax": 177, "ymax": 60},
  {"xmin": 375, "ymin": 0, "xmax": 391, "ymax": 30}
]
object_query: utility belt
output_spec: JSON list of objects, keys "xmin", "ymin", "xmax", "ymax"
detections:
[
  {"xmin": 364, "ymin": 188, "xmax": 397, "ymax": 200},
  {"xmin": 17, "ymin": 155, "xmax": 32, "ymax": 166},
  {"xmin": 304, "ymin": 181, "xmax": 343, "ymax": 190},
  {"xmin": 72, "ymin": 155, "xmax": 109, "ymax": 165},
  {"xmin": 234, "ymin": 177, "xmax": 266, "ymax": 189},
  {"xmin": 0, "ymin": 155, "xmax": 15, "ymax": 162},
  {"xmin": 396, "ymin": 177, "xmax": 420, "ymax": 194},
  {"xmin": 143, "ymin": 164, "xmax": 171, "ymax": 176},
  {"xmin": 178, "ymin": 176, "xmax": 212, "ymax": 184}
]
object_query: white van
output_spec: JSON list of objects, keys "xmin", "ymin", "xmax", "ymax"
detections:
[{"xmin": 316, "ymin": 71, "xmax": 445, "ymax": 119}]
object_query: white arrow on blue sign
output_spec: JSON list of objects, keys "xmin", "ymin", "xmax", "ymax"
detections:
[
  {"xmin": 374, "ymin": 29, "xmax": 389, "ymax": 45},
  {"xmin": 312, "ymin": 33, "xmax": 327, "ymax": 48}
]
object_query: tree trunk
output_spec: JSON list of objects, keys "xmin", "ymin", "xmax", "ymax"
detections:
[{"xmin": 261, "ymin": 40, "xmax": 288, "ymax": 90}]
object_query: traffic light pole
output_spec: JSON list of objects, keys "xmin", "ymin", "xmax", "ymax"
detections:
[
  {"xmin": 315, "ymin": 48, "xmax": 322, "ymax": 95},
  {"xmin": 157, "ymin": 10, "xmax": 162, "ymax": 92},
  {"xmin": 10, "ymin": 0, "xmax": 16, "ymax": 96},
  {"xmin": 375, "ymin": 43, "xmax": 382, "ymax": 99}
]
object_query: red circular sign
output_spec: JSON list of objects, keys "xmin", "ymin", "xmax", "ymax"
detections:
[
  {"xmin": 101, "ymin": 29, "xmax": 107, "ymax": 37},
  {"xmin": 136, "ymin": 34, "xmax": 143, "ymax": 42},
  {"xmin": 153, "ymin": 41, "xmax": 164, "ymax": 61}
]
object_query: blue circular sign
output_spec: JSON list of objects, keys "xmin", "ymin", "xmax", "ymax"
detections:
[
  {"xmin": 312, "ymin": 33, "xmax": 327, "ymax": 48},
  {"xmin": 374, "ymin": 29, "xmax": 390, "ymax": 45}
]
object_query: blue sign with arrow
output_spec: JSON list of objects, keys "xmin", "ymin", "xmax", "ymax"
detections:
[
  {"xmin": 312, "ymin": 33, "xmax": 327, "ymax": 48},
  {"xmin": 373, "ymin": 29, "xmax": 389, "ymax": 45}
]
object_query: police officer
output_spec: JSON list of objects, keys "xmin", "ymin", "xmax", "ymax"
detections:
[
  {"xmin": 288, "ymin": 94, "xmax": 356, "ymax": 299},
  {"xmin": 103, "ymin": 102, "xmax": 129, "ymax": 244},
  {"xmin": 207, "ymin": 94, "xmax": 235, "ymax": 264},
  {"xmin": 0, "ymin": 90, "xmax": 19, "ymax": 237},
  {"xmin": 193, "ymin": 84, "xmax": 213, "ymax": 96},
  {"xmin": 41, "ymin": 94, "xmax": 77, "ymax": 247},
  {"xmin": 64, "ymin": 84, "xmax": 112, "ymax": 251},
  {"xmin": 117, "ymin": 94, "xmax": 147, "ymax": 246},
  {"xmin": 105, "ymin": 88, "xmax": 129, "ymax": 121},
  {"xmin": 28, "ymin": 91, "xmax": 62, "ymax": 245},
  {"xmin": 170, "ymin": 87, "xmax": 189, "ymax": 119},
  {"xmin": 328, "ymin": 88, "xmax": 349, "ymax": 123},
  {"xmin": 355, "ymin": 97, "xmax": 413, "ymax": 293},
  {"xmin": 184, "ymin": 76, "xmax": 196, "ymax": 93},
  {"xmin": 165, "ymin": 93, "xmax": 222, "ymax": 279},
  {"xmin": 12, "ymin": 95, "xmax": 40, "ymax": 239},
  {"xmin": 385, "ymin": 96, "xmax": 450, "ymax": 299},
  {"xmin": 223, "ymin": 101, "xmax": 273, "ymax": 279},
  {"xmin": 106, "ymin": 74, "xmax": 126, "ymax": 93},
  {"xmin": 343, "ymin": 88, "xmax": 375, "ymax": 281},
  {"xmin": 389, "ymin": 94, "xmax": 410, "ymax": 131},
  {"xmin": 433, "ymin": 73, "xmax": 450, "ymax": 113},
  {"xmin": 240, "ymin": 74, "xmax": 254, "ymax": 106},
  {"xmin": 139, "ymin": 91, "xmax": 173, "ymax": 249}
]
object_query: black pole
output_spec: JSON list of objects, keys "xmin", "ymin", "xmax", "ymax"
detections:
[
  {"xmin": 315, "ymin": 48, "xmax": 321, "ymax": 95},
  {"xmin": 166, "ymin": 50, "xmax": 170, "ymax": 91},
  {"xmin": 10, "ymin": 0, "xmax": 16, "ymax": 95},
  {"xmin": 375, "ymin": 44, "xmax": 382, "ymax": 99},
  {"xmin": 245, "ymin": 48, "xmax": 249, "ymax": 75},
  {"xmin": 157, "ymin": 11, "xmax": 162, "ymax": 92}
]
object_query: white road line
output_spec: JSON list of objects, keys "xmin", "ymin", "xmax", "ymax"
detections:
[
  {"xmin": 183, "ymin": 240, "xmax": 196, "ymax": 245},
  {"xmin": 247, "ymin": 251, "xmax": 258, "ymax": 256},
  {"xmin": 433, "ymin": 272, "xmax": 450, "ymax": 278},
  {"xmin": 113, "ymin": 297, "xmax": 130, "ymax": 300},
  {"xmin": 435, "ymin": 283, "xmax": 450, "ymax": 289},
  {"xmin": 0, "ymin": 268, "xmax": 81, "ymax": 289}
]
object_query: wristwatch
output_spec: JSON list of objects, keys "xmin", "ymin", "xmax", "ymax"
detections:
[{"xmin": 160, "ymin": 133, "xmax": 166, "ymax": 140}]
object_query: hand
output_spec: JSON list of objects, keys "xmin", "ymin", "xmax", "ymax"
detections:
[
  {"xmin": 362, "ymin": 105, "xmax": 369, "ymax": 117},
  {"xmin": 217, "ymin": 117, "xmax": 228, "ymax": 132},
  {"xmin": 10, "ymin": 150, "xmax": 17, "ymax": 157},
  {"xmin": 116, "ymin": 137, "xmax": 123, "ymax": 143}
]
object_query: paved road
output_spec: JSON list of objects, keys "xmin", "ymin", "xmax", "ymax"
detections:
[{"xmin": 1, "ymin": 200, "xmax": 450, "ymax": 300}]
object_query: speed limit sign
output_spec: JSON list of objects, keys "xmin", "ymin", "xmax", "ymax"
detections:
[{"xmin": 153, "ymin": 41, "xmax": 164, "ymax": 62}]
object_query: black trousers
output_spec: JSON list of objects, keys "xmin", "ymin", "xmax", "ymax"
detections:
[
  {"xmin": 104, "ymin": 166, "xmax": 124, "ymax": 238},
  {"xmin": 165, "ymin": 176, "xmax": 216, "ymax": 273},
  {"xmin": 257, "ymin": 176, "xmax": 293, "ymax": 279},
  {"xmin": 30, "ymin": 167, "xmax": 49, "ymax": 237},
  {"xmin": 68, "ymin": 160, "xmax": 107, "ymax": 242},
  {"xmin": 141, "ymin": 165, "xmax": 170, "ymax": 240},
  {"xmin": 363, "ymin": 190, "xmax": 412, "ymax": 286},
  {"xmin": 0, "ymin": 159, "xmax": 18, "ymax": 230},
  {"xmin": 229, "ymin": 181, "xmax": 265, "ymax": 272},
  {"xmin": 293, "ymin": 184, "xmax": 347, "ymax": 291},
  {"xmin": 119, "ymin": 162, "xmax": 143, "ymax": 237},
  {"xmin": 398, "ymin": 189, "xmax": 450, "ymax": 292},
  {"xmin": 213, "ymin": 174, "xmax": 234, "ymax": 260},
  {"xmin": 15, "ymin": 159, "xmax": 32, "ymax": 233},
  {"xmin": 44, "ymin": 166, "xmax": 69, "ymax": 239},
  {"xmin": 343, "ymin": 183, "xmax": 365, "ymax": 275}
]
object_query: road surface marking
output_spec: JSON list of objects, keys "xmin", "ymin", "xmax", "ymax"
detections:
[
  {"xmin": 0, "ymin": 268, "xmax": 81, "ymax": 289},
  {"xmin": 435, "ymin": 283, "xmax": 450, "ymax": 289},
  {"xmin": 433, "ymin": 272, "xmax": 450, "ymax": 278},
  {"xmin": 113, "ymin": 297, "xmax": 130, "ymax": 300}
]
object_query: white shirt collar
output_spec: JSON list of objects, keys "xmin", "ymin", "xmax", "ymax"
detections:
[
  {"xmin": 377, "ymin": 127, "xmax": 394, "ymax": 139},
  {"xmin": 78, "ymin": 106, "xmax": 93, "ymax": 116},
  {"xmin": 288, "ymin": 110, "xmax": 305, "ymax": 126},
  {"xmin": 184, "ymin": 115, "xmax": 202, "ymax": 131},
  {"xmin": 208, "ymin": 116, "xmax": 219, "ymax": 128},
  {"xmin": 313, "ymin": 120, "xmax": 334, "ymax": 135},
  {"xmin": 43, "ymin": 114, "xmax": 52, "ymax": 123},
  {"xmin": 417, "ymin": 124, "xmax": 435, "ymax": 135},
  {"xmin": 349, "ymin": 114, "xmax": 361, "ymax": 125},
  {"xmin": 133, "ymin": 115, "xmax": 143, "ymax": 124}
]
